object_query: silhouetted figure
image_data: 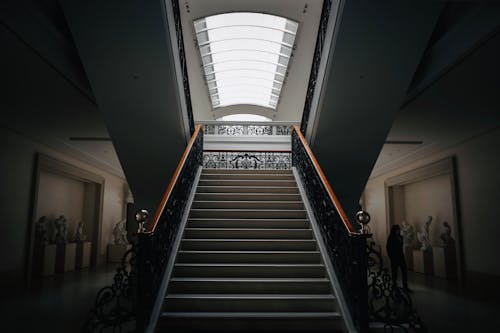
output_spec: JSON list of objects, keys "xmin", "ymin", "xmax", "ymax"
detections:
[{"xmin": 386, "ymin": 224, "xmax": 411, "ymax": 292}]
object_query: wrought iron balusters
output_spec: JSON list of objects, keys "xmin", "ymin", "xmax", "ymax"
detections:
[
  {"xmin": 171, "ymin": 0, "xmax": 195, "ymax": 134},
  {"xmin": 83, "ymin": 246, "xmax": 137, "ymax": 332},
  {"xmin": 137, "ymin": 129, "xmax": 203, "ymax": 329},
  {"xmin": 367, "ymin": 239, "xmax": 426, "ymax": 332},
  {"xmin": 203, "ymin": 124, "xmax": 292, "ymax": 136},
  {"xmin": 85, "ymin": 129, "xmax": 203, "ymax": 332},
  {"xmin": 291, "ymin": 130, "xmax": 369, "ymax": 332},
  {"xmin": 300, "ymin": 0, "xmax": 333, "ymax": 135},
  {"xmin": 203, "ymin": 151, "xmax": 291, "ymax": 170}
]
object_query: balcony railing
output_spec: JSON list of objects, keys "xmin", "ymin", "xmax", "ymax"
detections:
[{"xmin": 200, "ymin": 121, "xmax": 295, "ymax": 136}]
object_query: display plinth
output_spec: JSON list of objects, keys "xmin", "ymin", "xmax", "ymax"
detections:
[
  {"xmin": 76, "ymin": 242, "xmax": 92, "ymax": 269},
  {"xmin": 56, "ymin": 243, "xmax": 76, "ymax": 273},
  {"xmin": 33, "ymin": 244, "xmax": 57, "ymax": 276},
  {"xmin": 404, "ymin": 246, "xmax": 414, "ymax": 271},
  {"xmin": 433, "ymin": 246, "xmax": 457, "ymax": 279},
  {"xmin": 413, "ymin": 249, "xmax": 434, "ymax": 274},
  {"xmin": 108, "ymin": 244, "xmax": 132, "ymax": 263}
]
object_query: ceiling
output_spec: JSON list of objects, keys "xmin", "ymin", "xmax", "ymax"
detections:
[
  {"xmin": 371, "ymin": 19, "xmax": 500, "ymax": 178},
  {"xmin": 3, "ymin": 0, "xmax": 499, "ymax": 208},
  {"xmin": 179, "ymin": 0, "xmax": 323, "ymax": 122},
  {"xmin": 0, "ymin": 23, "xmax": 124, "ymax": 178}
]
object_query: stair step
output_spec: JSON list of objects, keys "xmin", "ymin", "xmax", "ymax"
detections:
[
  {"xmin": 164, "ymin": 294, "xmax": 337, "ymax": 312},
  {"xmin": 192, "ymin": 201, "xmax": 304, "ymax": 210},
  {"xmin": 195, "ymin": 193, "xmax": 302, "ymax": 201},
  {"xmin": 173, "ymin": 263, "xmax": 326, "ymax": 278},
  {"xmin": 183, "ymin": 228, "xmax": 313, "ymax": 239},
  {"xmin": 202, "ymin": 169, "xmax": 293, "ymax": 175},
  {"xmin": 159, "ymin": 311, "xmax": 343, "ymax": 331},
  {"xmin": 181, "ymin": 239, "xmax": 317, "ymax": 251},
  {"xmin": 199, "ymin": 179, "xmax": 297, "ymax": 187},
  {"xmin": 187, "ymin": 218, "xmax": 310, "ymax": 229},
  {"xmin": 168, "ymin": 278, "xmax": 331, "ymax": 294},
  {"xmin": 201, "ymin": 173, "xmax": 295, "ymax": 181},
  {"xmin": 189, "ymin": 209, "xmax": 307, "ymax": 219},
  {"xmin": 197, "ymin": 186, "xmax": 299, "ymax": 194},
  {"xmin": 177, "ymin": 251, "xmax": 322, "ymax": 264}
]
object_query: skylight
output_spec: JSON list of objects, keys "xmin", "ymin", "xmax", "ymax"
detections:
[
  {"xmin": 218, "ymin": 114, "xmax": 272, "ymax": 122},
  {"xmin": 194, "ymin": 12, "xmax": 298, "ymax": 110}
]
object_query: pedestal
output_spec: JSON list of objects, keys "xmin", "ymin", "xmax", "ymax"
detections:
[
  {"xmin": 76, "ymin": 242, "xmax": 92, "ymax": 269},
  {"xmin": 33, "ymin": 244, "xmax": 57, "ymax": 276},
  {"xmin": 433, "ymin": 246, "xmax": 457, "ymax": 279},
  {"xmin": 413, "ymin": 248, "xmax": 434, "ymax": 274},
  {"xmin": 107, "ymin": 244, "xmax": 132, "ymax": 263},
  {"xmin": 56, "ymin": 243, "xmax": 77, "ymax": 273},
  {"xmin": 404, "ymin": 246, "xmax": 414, "ymax": 271}
]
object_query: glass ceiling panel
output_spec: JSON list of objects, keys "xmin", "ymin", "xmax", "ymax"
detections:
[{"xmin": 194, "ymin": 12, "xmax": 298, "ymax": 110}]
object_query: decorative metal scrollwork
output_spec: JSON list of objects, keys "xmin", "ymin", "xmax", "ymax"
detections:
[
  {"xmin": 203, "ymin": 124, "xmax": 292, "ymax": 136},
  {"xmin": 300, "ymin": 0, "xmax": 332, "ymax": 134},
  {"xmin": 367, "ymin": 239, "xmax": 426, "ymax": 332},
  {"xmin": 85, "ymin": 129, "xmax": 203, "ymax": 332},
  {"xmin": 172, "ymin": 0, "xmax": 195, "ymax": 134},
  {"xmin": 291, "ymin": 130, "xmax": 368, "ymax": 331},
  {"xmin": 83, "ymin": 246, "xmax": 137, "ymax": 332},
  {"xmin": 203, "ymin": 151, "xmax": 291, "ymax": 169},
  {"xmin": 218, "ymin": 125, "xmax": 244, "ymax": 136},
  {"xmin": 137, "ymin": 129, "xmax": 203, "ymax": 329}
]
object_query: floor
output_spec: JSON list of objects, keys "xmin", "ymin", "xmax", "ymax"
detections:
[
  {"xmin": 408, "ymin": 271, "xmax": 500, "ymax": 332},
  {"xmin": 1, "ymin": 267, "xmax": 499, "ymax": 332},
  {"xmin": 0, "ymin": 264, "xmax": 117, "ymax": 333}
]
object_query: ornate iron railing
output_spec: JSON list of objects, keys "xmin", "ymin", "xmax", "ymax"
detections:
[
  {"xmin": 84, "ymin": 126, "xmax": 203, "ymax": 332},
  {"xmin": 203, "ymin": 151, "xmax": 291, "ymax": 170},
  {"xmin": 137, "ymin": 125, "xmax": 203, "ymax": 329},
  {"xmin": 202, "ymin": 123, "xmax": 293, "ymax": 136},
  {"xmin": 291, "ymin": 126, "xmax": 369, "ymax": 331},
  {"xmin": 83, "ymin": 246, "xmax": 137, "ymax": 332},
  {"xmin": 171, "ymin": 0, "xmax": 195, "ymax": 134},
  {"xmin": 300, "ymin": 0, "xmax": 333, "ymax": 135},
  {"xmin": 291, "ymin": 126, "xmax": 425, "ymax": 332},
  {"xmin": 367, "ymin": 239, "xmax": 426, "ymax": 332}
]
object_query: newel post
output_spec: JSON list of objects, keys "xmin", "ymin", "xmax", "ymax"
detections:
[
  {"xmin": 135, "ymin": 209, "xmax": 152, "ymax": 332},
  {"xmin": 354, "ymin": 210, "xmax": 371, "ymax": 332}
]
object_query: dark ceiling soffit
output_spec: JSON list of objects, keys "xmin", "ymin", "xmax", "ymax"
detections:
[
  {"xmin": 0, "ymin": 1, "xmax": 96, "ymax": 105},
  {"xmin": 69, "ymin": 137, "xmax": 111, "ymax": 141},
  {"xmin": 403, "ymin": 5, "xmax": 500, "ymax": 108},
  {"xmin": 384, "ymin": 140, "xmax": 423, "ymax": 145}
]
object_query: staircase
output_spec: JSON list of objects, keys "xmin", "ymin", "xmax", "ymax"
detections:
[{"xmin": 159, "ymin": 168, "xmax": 346, "ymax": 332}]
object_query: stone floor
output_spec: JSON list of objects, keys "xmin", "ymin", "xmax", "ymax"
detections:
[
  {"xmin": 1, "ymin": 266, "xmax": 499, "ymax": 332},
  {"xmin": 408, "ymin": 271, "xmax": 500, "ymax": 332},
  {"xmin": 0, "ymin": 264, "xmax": 116, "ymax": 333}
]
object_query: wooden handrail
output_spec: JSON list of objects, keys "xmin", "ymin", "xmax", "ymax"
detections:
[
  {"xmin": 292, "ymin": 126, "xmax": 358, "ymax": 235},
  {"xmin": 147, "ymin": 125, "xmax": 202, "ymax": 233}
]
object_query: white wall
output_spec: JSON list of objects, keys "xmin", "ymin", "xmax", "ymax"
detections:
[
  {"xmin": 403, "ymin": 174, "xmax": 454, "ymax": 246},
  {"xmin": 0, "ymin": 126, "xmax": 128, "ymax": 287},
  {"xmin": 364, "ymin": 127, "xmax": 500, "ymax": 276},
  {"xmin": 36, "ymin": 171, "xmax": 86, "ymax": 241}
]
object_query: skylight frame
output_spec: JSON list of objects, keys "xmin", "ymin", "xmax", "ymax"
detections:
[{"xmin": 194, "ymin": 12, "xmax": 299, "ymax": 110}]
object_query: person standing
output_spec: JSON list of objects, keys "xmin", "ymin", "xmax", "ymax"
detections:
[{"xmin": 386, "ymin": 224, "xmax": 411, "ymax": 292}]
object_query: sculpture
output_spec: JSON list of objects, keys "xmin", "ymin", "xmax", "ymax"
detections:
[
  {"xmin": 34, "ymin": 216, "xmax": 49, "ymax": 247},
  {"xmin": 75, "ymin": 221, "xmax": 87, "ymax": 242},
  {"xmin": 112, "ymin": 220, "xmax": 128, "ymax": 245},
  {"xmin": 439, "ymin": 221, "xmax": 454, "ymax": 247},
  {"xmin": 54, "ymin": 215, "xmax": 68, "ymax": 244},
  {"xmin": 416, "ymin": 216, "xmax": 433, "ymax": 251},
  {"xmin": 401, "ymin": 220, "xmax": 416, "ymax": 248}
]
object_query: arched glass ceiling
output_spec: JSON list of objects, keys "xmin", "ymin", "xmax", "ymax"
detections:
[
  {"xmin": 218, "ymin": 114, "xmax": 272, "ymax": 122},
  {"xmin": 194, "ymin": 12, "xmax": 298, "ymax": 110}
]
